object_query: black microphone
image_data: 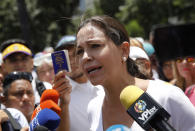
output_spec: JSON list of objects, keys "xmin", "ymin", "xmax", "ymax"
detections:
[
  {"xmin": 1, "ymin": 109, "xmax": 21, "ymax": 131},
  {"xmin": 34, "ymin": 125, "xmax": 49, "ymax": 131},
  {"xmin": 120, "ymin": 85, "xmax": 176, "ymax": 131},
  {"xmin": 1, "ymin": 121, "xmax": 15, "ymax": 131}
]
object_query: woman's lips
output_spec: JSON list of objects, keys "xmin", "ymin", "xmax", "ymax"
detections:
[
  {"xmin": 85, "ymin": 65, "xmax": 102, "ymax": 75},
  {"xmin": 88, "ymin": 67, "xmax": 102, "ymax": 74}
]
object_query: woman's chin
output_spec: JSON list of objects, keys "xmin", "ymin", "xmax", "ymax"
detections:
[{"xmin": 90, "ymin": 77, "xmax": 104, "ymax": 86}]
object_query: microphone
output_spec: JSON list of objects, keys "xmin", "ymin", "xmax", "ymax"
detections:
[
  {"xmin": 1, "ymin": 121, "xmax": 14, "ymax": 131},
  {"xmin": 31, "ymin": 100, "xmax": 61, "ymax": 120},
  {"xmin": 120, "ymin": 85, "xmax": 176, "ymax": 131},
  {"xmin": 1, "ymin": 108, "xmax": 22, "ymax": 131},
  {"xmin": 34, "ymin": 125, "xmax": 49, "ymax": 131},
  {"xmin": 106, "ymin": 124, "xmax": 131, "ymax": 131},
  {"xmin": 40, "ymin": 89, "xmax": 59, "ymax": 104},
  {"xmin": 29, "ymin": 108, "xmax": 60, "ymax": 131}
]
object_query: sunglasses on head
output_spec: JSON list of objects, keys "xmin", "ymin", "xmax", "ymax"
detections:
[{"xmin": 176, "ymin": 57, "xmax": 195, "ymax": 63}]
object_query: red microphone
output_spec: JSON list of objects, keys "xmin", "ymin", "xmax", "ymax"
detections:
[
  {"xmin": 31, "ymin": 100, "xmax": 61, "ymax": 120},
  {"xmin": 40, "ymin": 89, "xmax": 59, "ymax": 104}
]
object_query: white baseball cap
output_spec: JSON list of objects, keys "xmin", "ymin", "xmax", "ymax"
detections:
[{"xmin": 129, "ymin": 46, "xmax": 149, "ymax": 61}]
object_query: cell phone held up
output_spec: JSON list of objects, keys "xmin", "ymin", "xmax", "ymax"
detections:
[{"xmin": 51, "ymin": 50, "xmax": 71, "ymax": 74}]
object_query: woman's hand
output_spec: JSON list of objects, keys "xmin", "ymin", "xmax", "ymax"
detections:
[{"xmin": 53, "ymin": 70, "xmax": 72, "ymax": 105}]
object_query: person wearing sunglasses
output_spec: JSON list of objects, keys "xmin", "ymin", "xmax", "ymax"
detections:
[
  {"xmin": 175, "ymin": 56, "xmax": 195, "ymax": 107},
  {"xmin": 174, "ymin": 56, "xmax": 195, "ymax": 91}
]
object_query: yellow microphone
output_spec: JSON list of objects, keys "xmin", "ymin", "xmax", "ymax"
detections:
[
  {"xmin": 120, "ymin": 85, "xmax": 144, "ymax": 110},
  {"xmin": 120, "ymin": 85, "xmax": 175, "ymax": 131}
]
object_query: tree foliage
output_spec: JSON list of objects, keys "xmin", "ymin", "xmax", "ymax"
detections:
[
  {"xmin": 0, "ymin": 0, "xmax": 79, "ymax": 53},
  {"xmin": 0, "ymin": 0, "xmax": 21, "ymax": 42},
  {"xmin": 88, "ymin": 0, "xmax": 195, "ymax": 39},
  {"xmin": 117, "ymin": 0, "xmax": 195, "ymax": 38},
  {"xmin": 82, "ymin": 0, "xmax": 124, "ymax": 18}
]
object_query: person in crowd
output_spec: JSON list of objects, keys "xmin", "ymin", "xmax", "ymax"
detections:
[
  {"xmin": 175, "ymin": 56, "xmax": 195, "ymax": 91},
  {"xmin": 34, "ymin": 53, "xmax": 54, "ymax": 85},
  {"xmin": 1, "ymin": 71, "xmax": 35, "ymax": 123},
  {"xmin": 129, "ymin": 46, "xmax": 152, "ymax": 79},
  {"xmin": 54, "ymin": 35, "xmax": 103, "ymax": 131},
  {"xmin": 143, "ymin": 42, "xmax": 159, "ymax": 79},
  {"xmin": 184, "ymin": 56, "xmax": 195, "ymax": 106},
  {"xmin": 53, "ymin": 15, "xmax": 195, "ymax": 131},
  {"xmin": 129, "ymin": 37, "xmax": 144, "ymax": 49},
  {"xmin": 159, "ymin": 60, "xmax": 174, "ymax": 81},
  {"xmin": 131, "ymin": 38, "xmax": 159, "ymax": 80},
  {"xmin": 157, "ymin": 56, "xmax": 195, "ymax": 92},
  {"xmin": 158, "ymin": 57, "xmax": 195, "ymax": 105},
  {"xmin": 0, "ymin": 39, "xmax": 52, "ymax": 104},
  {"xmin": 129, "ymin": 38, "xmax": 153, "ymax": 79},
  {"xmin": 157, "ymin": 60, "xmax": 178, "ymax": 85}
]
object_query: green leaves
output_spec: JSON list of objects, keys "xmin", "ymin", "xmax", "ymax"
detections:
[{"xmin": 0, "ymin": 0, "xmax": 79, "ymax": 53}]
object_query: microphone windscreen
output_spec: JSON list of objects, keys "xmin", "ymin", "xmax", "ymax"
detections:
[
  {"xmin": 120, "ymin": 85, "xmax": 174, "ymax": 130},
  {"xmin": 31, "ymin": 100, "xmax": 61, "ymax": 120},
  {"xmin": 106, "ymin": 124, "xmax": 131, "ymax": 131},
  {"xmin": 34, "ymin": 125, "xmax": 48, "ymax": 131},
  {"xmin": 120, "ymin": 85, "xmax": 144, "ymax": 110},
  {"xmin": 30, "ymin": 108, "xmax": 60, "ymax": 131},
  {"xmin": 40, "ymin": 89, "xmax": 59, "ymax": 104}
]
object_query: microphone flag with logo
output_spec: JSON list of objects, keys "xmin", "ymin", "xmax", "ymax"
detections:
[{"xmin": 120, "ymin": 85, "xmax": 175, "ymax": 131}]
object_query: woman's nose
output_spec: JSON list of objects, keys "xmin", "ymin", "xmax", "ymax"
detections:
[{"xmin": 83, "ymin": 51, "xmax": 92, "ymax": 61}]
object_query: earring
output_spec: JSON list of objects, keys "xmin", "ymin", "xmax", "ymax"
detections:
[{"xmin": 122, "ymin": 57, "xmax": 127, "ymax": 62}]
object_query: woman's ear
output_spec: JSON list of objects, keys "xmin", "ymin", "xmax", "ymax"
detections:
[{"xmin": 121, "ymin": 41, "xmax": 130, "ymax": 59}]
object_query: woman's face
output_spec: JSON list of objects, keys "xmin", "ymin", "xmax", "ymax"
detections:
[
  {"xmin": 176, "ymin": 57, "xmax": 194, "ymax": 79},
  {"xmin": 76, "ymin": 24, "xmax": 123, "ymax": 85},
  {"xmin": 37, "ymin": 62, "xmax": 54, "ymax": 84},
  {"xmin": 162, "ymin": 61, "xmax": 173, "ymax": 80}
]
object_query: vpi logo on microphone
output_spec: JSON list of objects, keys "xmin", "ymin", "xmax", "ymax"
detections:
[
  {"xmin": 134, "ymin": 100, "xmax": 157, "ymax": 121},
  {"xmin": 134, "ymin": 100, "xmax": 146, "ymax": 113}
]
